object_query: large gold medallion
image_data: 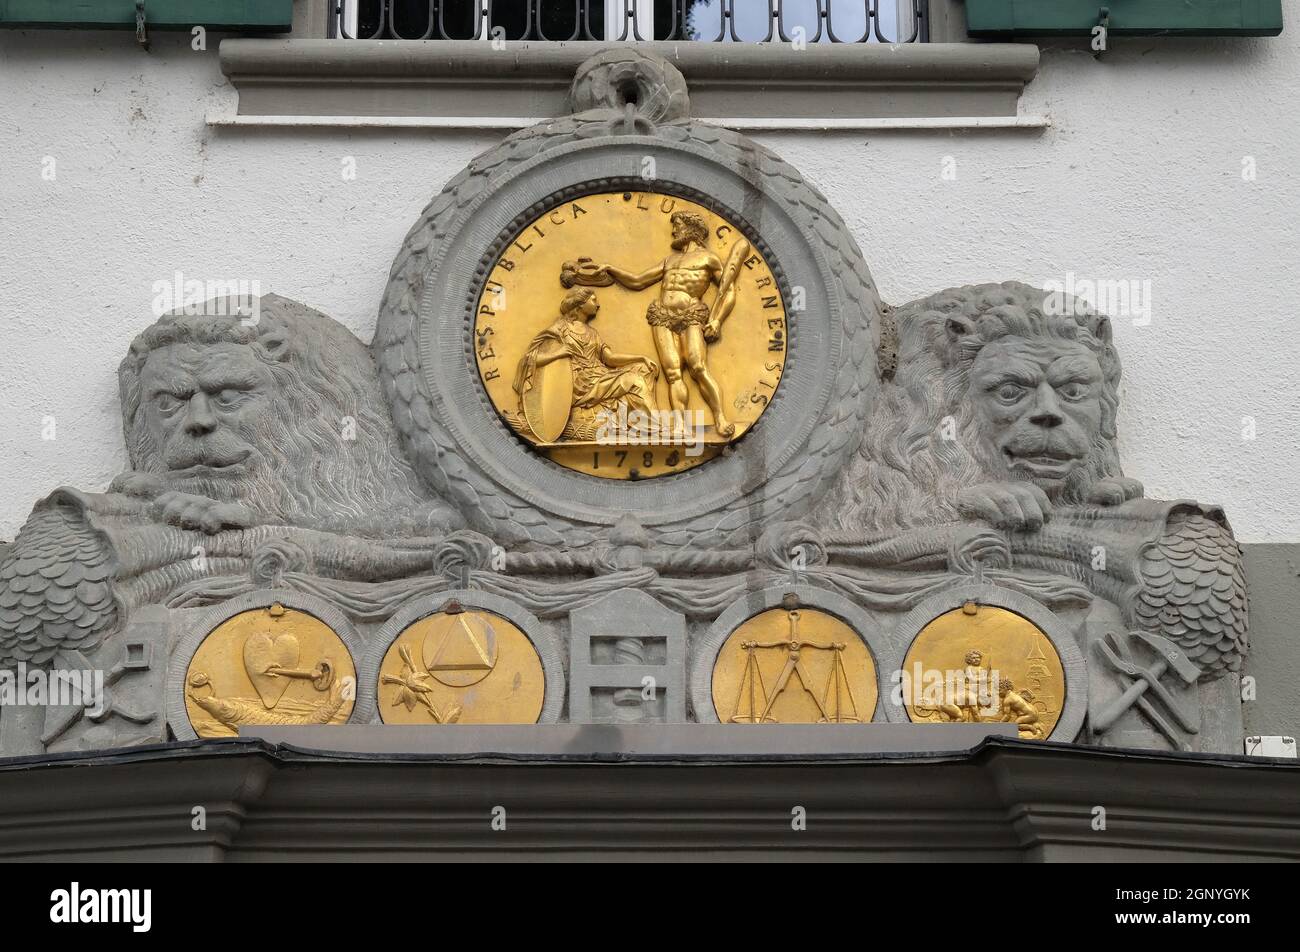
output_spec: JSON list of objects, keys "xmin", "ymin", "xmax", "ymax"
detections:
[
  {"xmin": 711, "ymin": 608, "xmax": 878, "ymax": 724},
  {"xmin": 375, "ymin": 603, "xmax": 545, "ymax": 724},
  {"xmin": 902, "ymin": 604, "xmax": 1066, "ymax": 739},
  {"xmin": 475, "ymin": 191, "xmax": 787, "ymax": 478},
  {"xmin": 183, "ymin": 603, "xmax": 356, "ymax": 738}
]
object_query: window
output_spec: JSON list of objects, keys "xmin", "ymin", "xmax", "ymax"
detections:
[{"xmin": 332, "ymin": 0, "xmax": 928, "ymax": 44}]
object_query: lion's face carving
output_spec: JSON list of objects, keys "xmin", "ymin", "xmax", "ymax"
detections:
[
  {"xmin": 967, "ymin": 334, "xmax": 1104, "ymax": 496},
  {"xmin": 137, "ymin": 341, "xmax": 276, "ymax": 501}
]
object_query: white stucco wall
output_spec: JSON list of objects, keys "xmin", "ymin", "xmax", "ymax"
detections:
[{"xmin": 1, "ymin": 29, "xmax": 1296, "ymax": 541}]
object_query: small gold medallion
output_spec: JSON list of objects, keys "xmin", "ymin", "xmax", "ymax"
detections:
[
  {"xmin": 474, "ymin": 191, "xmax": 787, "ymax": 478},
  {"xmin": 711, "ymin": 608, "xmax": 878, "ymax": 724},
  {"xmin": 183, "ymin": 603, "xmax": 356, "ymax": 738},
  {"xmin": 902, "ymin": 604, "xmax": 1066, "ymax": 739},
  {"xmin": 376, "ymin": 604, "xmax": 545, "ymax": 724}
]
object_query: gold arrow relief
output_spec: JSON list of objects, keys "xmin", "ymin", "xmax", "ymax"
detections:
[{"xmin": 183, "ymin": 603, "xmax": 355, "ymax": 738}]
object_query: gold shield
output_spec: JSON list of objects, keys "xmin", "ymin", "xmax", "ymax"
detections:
[{"xmin": 521, "ymin": 355, "xmax": 573, "ymax": 444}]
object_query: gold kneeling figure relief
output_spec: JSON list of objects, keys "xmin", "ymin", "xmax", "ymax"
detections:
[
  {"xmin": 376, "ymin": 602, "xmax": 545, "ymax": 725},
  {"xmin": 184, "ymin": 603, "xmax": 356, "ymax": 738},
  {"xmin": 902, "ymin": 603, "xmax": 1066, "ymax": 739},
  {"xmin": 712, "ymin": 608, "xmax": 879, "ymax": 725},
  {"xmin": 475, "ymin": 192, "xmax": 787, "ymax": 479}
]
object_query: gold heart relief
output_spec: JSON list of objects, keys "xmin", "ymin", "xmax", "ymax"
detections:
[{"xmin": 242, "ymin": 631, "xmax": 301, "ymax": 708}]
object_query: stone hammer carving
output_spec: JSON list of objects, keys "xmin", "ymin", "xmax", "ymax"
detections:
[{"xmin": 1093, "ymin": 630, "xmax": 1201, "ymax": 746}]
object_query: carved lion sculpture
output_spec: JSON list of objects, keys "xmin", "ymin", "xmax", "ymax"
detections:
[
  {"xmin": 821, "ymin": 281, "xmax": 1246, "ymax": 677},
  {"xmin": 0, "ymin": 295, "xmax": 461, "ymax": 665},
  {"xmin": 828, "ymin": 281, "xmax": 1139, "ymax": 533},
  {"xmin": 114, "ymin": 294, "xmax": 457, "ymax": 537}
]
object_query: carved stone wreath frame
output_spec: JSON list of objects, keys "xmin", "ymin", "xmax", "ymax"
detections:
[{"xmin": 374, "ymin": 113, "xmax": 882, "ymax": 549}]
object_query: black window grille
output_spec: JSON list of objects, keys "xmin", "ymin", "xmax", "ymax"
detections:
[{"xmin": 329, "ymin": 1, "xmax": 929, "ymax": 44}]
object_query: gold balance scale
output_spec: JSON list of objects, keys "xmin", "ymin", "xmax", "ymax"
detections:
[{"xmin": 725, "ymin": 609, "xmax": 865, "ymax": 725}]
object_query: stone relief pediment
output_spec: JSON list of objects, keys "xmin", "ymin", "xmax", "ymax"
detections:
[{"xmin": 0, "ymin": 52, "xmax": 1246, "ymax": 757}]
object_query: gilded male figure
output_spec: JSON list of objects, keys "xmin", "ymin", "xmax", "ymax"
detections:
[
  {"xmin": 594, "ymin": 211, "xmax": 737, "ymax": 437},
  {"xmin": 996, "ymin": 678, "xmax": 1044, "ymax": 739},
  {"xmin": 513, "ymin": 287, "xmax": 658, "ymax": 441},
  {"xmin": 939, "ymin": 649, "xmax": 994, "ymax": 723}
]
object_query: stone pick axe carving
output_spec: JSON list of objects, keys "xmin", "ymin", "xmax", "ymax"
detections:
[{"xmin": 1093, "ymin": 630, "xmax": 1201, "ymax": 741}]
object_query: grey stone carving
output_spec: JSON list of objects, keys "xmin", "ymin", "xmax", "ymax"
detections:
[
  {"xmin": 44, "ymin": 605, "xmax": 167, "ymax": 754},
  {"xmin": 569, "ymin": 589, "xmax": 686, "ymax": 724},
  {"xmin": 815, "ymin": 281, "xmax": 1247, "ymax": 750},
  {"xmin": 0, "ymin": 51, "xmax": 1249, "ymax": 757},
  {"xmin": 570, "ymin": 47, "xmax": 692, "ymax": 122},
  {"xmin": 0, "ymin": 296, "xmax": 460, "ymax": 661},
  {"xmin": 0, "ymin": 296, "xmax": 465, "ymax": 751},
  {"xmin": 817, "ymin": 281, "xmax": 1132, "ymax": 534},
  {"xmin": 117, "ymin": 293, "xmax": 458, "ymax": 537},
  {"xmin": 0, "ymin": 489, "xmax": 118, "ymax": 665}
]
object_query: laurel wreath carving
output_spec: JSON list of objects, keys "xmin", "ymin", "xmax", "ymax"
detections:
[
  {"xmin": 373, "ymin": 114, "xmax": 881, "ymax": 550},
  {"xmin": 570, "ymin": 48, "xmax": 692, "ymax": 122}
]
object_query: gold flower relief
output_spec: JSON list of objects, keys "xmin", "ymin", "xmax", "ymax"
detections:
[{"xmin": 376, "ymin": 602, "xmax": 545, "ymax": 725}]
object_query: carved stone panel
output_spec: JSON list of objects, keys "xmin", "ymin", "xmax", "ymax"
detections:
[
  {"xmin": 569, "ymin": 589, "xmax": 686, "ymax": 724},
  {"xmin": 0, "ymin": 49, "xmax": 1254, "ymax": 759}
]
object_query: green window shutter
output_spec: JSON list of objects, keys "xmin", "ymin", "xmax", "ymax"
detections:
[
  {"xmin": 966, "ymin": 0, "xmax": 1283, "ymax": 37},
  {"xmin": 0, "ymin": 0, "xmax": 293, "ymax": 31}
]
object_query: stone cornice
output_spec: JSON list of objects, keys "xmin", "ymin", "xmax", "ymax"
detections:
[
  {"xmin": 214, "ymin": 39, "xmax": 1044, "ymax": 130},
  {"xmin": 0, "ymin": 735, "xmax": 1294, "ymax": 860}
]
